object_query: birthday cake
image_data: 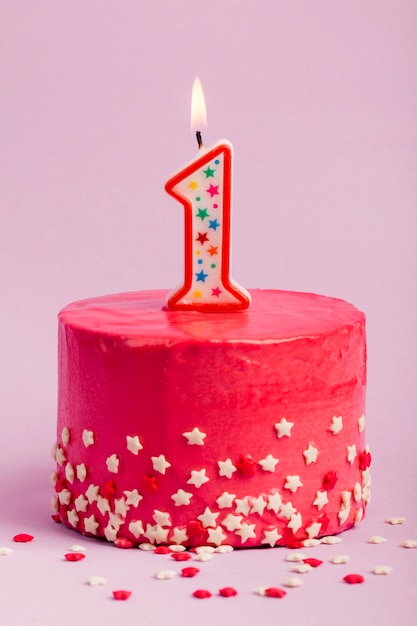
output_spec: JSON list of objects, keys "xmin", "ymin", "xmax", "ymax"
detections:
[{"xmin": 52, "ymin": 288, "xmax": 369, "ymax": 548}]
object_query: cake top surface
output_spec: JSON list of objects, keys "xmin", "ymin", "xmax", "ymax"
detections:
[{"xmin": 59, "ymin": 289, "xmax": 364, "ymax": 343}]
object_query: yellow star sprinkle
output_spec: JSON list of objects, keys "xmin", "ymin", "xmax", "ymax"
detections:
[
  {"xmin": 192, "ymin": 290, "xmax": 203, "ymax": 299},
  {"xmin": 188, "ymin": 180, "xmax": 199, "ymax": 190}
]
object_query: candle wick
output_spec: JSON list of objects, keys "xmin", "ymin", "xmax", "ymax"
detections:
[{"xmin": 196, "ymin": 131, "xmax": 204, "ymax": 149}]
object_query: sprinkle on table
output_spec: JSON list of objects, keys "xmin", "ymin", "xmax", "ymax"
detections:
[
  {"xmin": 113, "ymin": 590, "xmax": 132, "ymax": 600},
  {"xmin": 265, "ymin": 587, "xmax": 287, "ymax": 598},
  {"xmin": 181, "ymin": 567, "xmax": 200, "ymax": 578},
  {"xmin": 343, "ymin": 574, "xmax": 365, "ymax": 584},
  {"xmin": 193, "ymin": 589, "xmax": 212, "ymax": 599},
  {"xmin": 13, "ymin": 534, "xmax": 34, "ymax": 543},
  {"xmin": 64, "ymin": 552, "xmax": 86, "ymax": 562},
  {"xmin": 303, "ymin": 558, "xmax": 323, "ymax": 568},
  {"xmin": 219, "ymin": 587, "xmax": 238, "ymax": 597},
  {"xmin": 171, "ymin": 552, "xmax": 192, "ymax": 561}
]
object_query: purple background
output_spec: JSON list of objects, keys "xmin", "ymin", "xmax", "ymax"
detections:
[{"xmin": 1, "ymin": 1, "xmax": 416, "ymax": 623}]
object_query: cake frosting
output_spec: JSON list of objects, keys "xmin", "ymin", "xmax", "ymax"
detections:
[{"xmin": 53, "ymin": 289, "xmax": 369, "ymax": 548}]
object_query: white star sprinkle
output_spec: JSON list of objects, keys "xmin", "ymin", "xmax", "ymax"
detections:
[
  {"xmin": 329, "ymin": 415, "xmax": 343, "ymax": 435},
  {"xmin": 76, "ymin": 463, "xmax": 87, "ymax": 482},
  {"xmin": 124, "ymin": 489, "xmax": 143, "ymax": 507},
  {"xmin": 87, "ymin": 576, "xmax": 107, "ymax": 586},
  {"xmin": 144, "ymin": 524, "xmax": 169, "ymax": 544},
  {"xmin": 386, "ymin": 516, "xmax": 406, "ymax": 525},
  {"xmin": 353, "ymin": 482, "xmax": 362, "ymax": 503},
  {"xmin": 216, "ymin": 492, "xmax": 236, "ymax": 508},
  {"xmin": 303, "ymin": 443, "xmax": 318, "ymax": 465},
  {"xmin": 234, "ymin": 497, "xmax": 251, "ymax": 516},
  {"xmin": 50, "ymin": 472, "xmax": 58, "ymax": 487},
  {"xmin": 305, "ymin": 522, "xmax": 322, "ymax": 539},
  {"xmin": 82, "ymin": 429, "xmax": 94, "ymax": 447},
  {"xmin": 250, "ymin": 496, "xmax": 267, "ymax": 516},
  {"xmin": 104, "ymin": 524, "xmax": 117, "ymax": 542},
  {"xmin": 126, "ymin": 435, "xmax": 143, "ymax": 455},
  {"xmin": 197, "ymin": 507, "xmax": 219, "ymax": 528},
  {"xmin": 207, "ymin": 526, "xmax": 227, "ymax": 546},
  {"xmin": 267, "ymin": 492, "xmax": 282, "ymax": 514},
  {"xmin": 235, "ymin": 522, "xmax": 256, "ymax": 543},
  {"xmin": 287, "ymin": 512, "xmax": 303, "ymax": 533},
  {"xmin": 284, "ymin": 577, "xmax": 303, "ymax": 588},
  {"xmin": 292, "ymin": 563, "xmax": 312, "ymax": 573},
  {"xmin": 151, "ymin": 454, "xmax": 171, "ymax": 475},
  {"xmin": 218, "ymin": 458, "xmax": 237, "ymax": 479},
  {"xmin": 55, "ymin": 447, "xmax": 66, "ymax": 466},
  {"xmin": 84, "ymin": 514, "xmax": 99, "ymax": 535},
  {"xmin": 215, "ymin": 545, "xmax": 234, "ymax": 553},
  {"xmin": 280, "ymin": 501, "xmax": 296, "ymax": 519},
  {"xmin": 321, "ymin": 536, "xmax": 342, "ymax": 545},
  {"xmin": 221, "ymin": 513, "xmax": 243, "ymax": 531},
  {"xmin": 115, "ymin": 497, "xmax": 129, "ymax": 517},
  {"xmin": 303, "ymin": 538, "xmax": 321, "ymax": 547},
  {"xmin": 106, "ymin": 454, "xmax": 119, "ymax": 474},
  {"xmin": 347, "ymin": 444, "xmax": 357, "ymax": 464},
  {"xmin": 69, "ymin": 544, "xmax": 86, "ymax": 553},
  {"xmin": 284, "ymin": 475, "xmax": 303, "ymax": 493},
  {"xmin": 170, "ymin": 527, "xmax": 188, "ymax": 545},
  {"xmin": 97, "ymin": 496, "xmax": 111, "ymax": 515},
  {"xmin": 331, "ymin": 554, "xmax": 350, "ymax": 564},
  {"xmin": 261, "ymin": 528, "xmax": 282, "ymax": 547},
  {"xmin": 153, "ymin": 510, "xmax": 172, "ymax": 527},
  {"xmin": 183, "ymin": 427, "xmax": 207, "ymax": 445},
  {"xmin": 85, "ymin": 484, "xmax": 99, "ymax": 504},
  {"xmin": 171, "ymin": 489, "xmax": 193, "ymax": 506},
  {"xmin": 358, "ymin": 414, "xmax": 366, "ymax": 433},
  {"xmin": 195, "ymin": 552, "xmax": 213, "ymax": 562},
  {"xmin": 258, "ymin": 454, "xmax": 279, "ymax": 472},
  {"xmin": 187, "ymin": 468, "xmax": 209, "ymax": 488},
  {"xmin": 74, "ymin": 494, "xmax": 88, "ymax": 512},
  {"xmin": 108, "ymin": 513, "xmax": 124, "ymax": 530},
  {"xmin": 372, "ymin": 565, "xmax": 392, "ymax": 575},
  {"xmin": 285, "ymin": 552, "xmax": 307, "ymax": 562},
  {"xmin": 354, "ymin": 508, "xmax": 363, "ymax": 525},
  {"xmin": 67, "ymin": 509, "xmax": 79, "ymax": 528},
  {"xmin": 61, "ymin": 427, "xmax": 70, "ymax": 446},
  {"xmin": 155, "ymin": 569, "xmax": 176, "ymax": 580},
  {"xmin": 58, "ymin": 489, "xmax": 71, "ymax": 505},
  {"xmin": 65, "ymin": 463, "xmax": 74, "ymax": 484},
  {"xmin": 367, "ymin": 536, "xmax": 387, "ymax": 544},
  {"xmin": 313, "ymin": 490, "xmax": 329, "ymax": 511},
  {"xmin": 128, "ymin": 520, "xmax": 144, "ymax": 538},
  {"xmin": 51, "ymin": 496, "xmax": 59, "ymax": 513},
  {"xmin": 400, "ymin": 540, "xmax": 417, "ymax": 548},
  {"xmin": 274, "ymin": 418, "xmax": 294, "ymax": 438}
]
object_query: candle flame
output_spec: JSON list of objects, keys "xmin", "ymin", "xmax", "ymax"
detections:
[{"xmin": 191, "ymin": 77, "xmax": 207, "ymax": 130}]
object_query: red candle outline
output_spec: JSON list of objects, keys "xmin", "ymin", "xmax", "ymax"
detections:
[{"xmin": 165, "ymin": 141, "xmax": 250, "ymax": 312}]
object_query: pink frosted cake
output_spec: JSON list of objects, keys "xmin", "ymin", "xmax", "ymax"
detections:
[{"xmin": 52, "ymin": 289, "xmax": 369, "ymax": 548}]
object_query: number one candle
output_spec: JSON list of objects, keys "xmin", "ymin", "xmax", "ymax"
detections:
[{"xmin": 165, "ymin": 78, "xmax": 251, "ymax": 312}]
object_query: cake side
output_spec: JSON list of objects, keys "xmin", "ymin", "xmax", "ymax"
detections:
[{"xmin": 52, "ymin": 289, "xmax": 369, "ymax": 548}]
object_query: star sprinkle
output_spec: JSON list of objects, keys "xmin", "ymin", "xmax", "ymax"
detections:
[
  {"xmin": 113, "ymin": 590, "xmax": 132, "ymax": 600},
  {"xmin": 106, "ymin": 454, "xmax": 119, "ymax": 474},
  {"xmin": 196, "ymin": 207, "xmax": 209, "ymax": 221},
  {"xmin": 55, "ymin": 447, "xmax": 66, "ymax": 466},
  {"xmin": 250, "ymin": 496, "xmax": 267, "ymax": 516},
  {"xmin": 329, "ymin": 416, "xmax": 343, "ymax": 435},
  {"xmin": 104, "ymin": 524, "xmax": 117, "ymax": 542},
  {"xmin": 235, "ymin": 454, "xmax": 256, "ymax": 476},
  {"xmin": 67, "ymin": 509, "xmax": 79, "ymax": 528},
  {"xmin": 235, "ymin": 523, "xmax": 256, "ymax": 543},
  {"xmin": 261, "ymin": 528, "xmax": 282, "ymax": 547},
  {"xmin": 197, "ymin": 507, "xmax": 219, "ymax": 528},
  {"xmin": 74, "ymin": 494, "xmax": 88, "ymax": 512},
  {"xmin": 82, "ymin": 429, "xmax": 94, "ymax": 447},
  {"xmin": 170, "ymin": 527, "xmax": 189, "ymax": 545},
  {"xmin": 155, "ymin": 569, "xmax": 176, "ymax": 580},
  {"xmin": 13, "ymin": 534, "xmax": 34, "ymax": 543},
  {"xmin": 58, "ymin": 489, "xmax": 71, "ymax": 505},
  {"xmin": 367, "ymin": 536, "xmax": 387, "ymax": 544},
  {"xmin": 274, "ymin": 418, "xmax": 294, "ymax": 438},
  {"xmin": 187, "ymin": 468, "xmax": 209, "ymax": 488},
  {"xmin": 284, "ymin": 577, "xmax": 303, "ymax": 588},
  {"xmin": 188, "ymin": 180, "xmax": 199, "ymax": 190},
  {"xmin": 207, "ymin": 526, "xmax": 227, "ymax": 546},
  {"xmin": 124, "ymin": 489, "xmax": 143, "ymax": 507},
  {"xmin": 181, "ymin": 567, "xmax": 200, "ymax": 578},
  {"xmin": 292, "ymin": 563, "xmax": 312, "ymax": 574},
  {"xmin": 171, "ymin": 489, "xmax": 193, "ymax": 506},
  {"xmin": 85, "ymin": 484, "xmax": 99, "ymax": 504},
  {"xmin": 267, "ymin": 492, "xmax": 282, "ymax": 514},
  {"xmin": 87, "ymin": 576, "xmax": 107, "ymax": 586},
  {"xmin": 358, "ymin": 414, "xmax": 366, "ymax": 433},
  {"xmin": 372, "ymin": 566, "xmax": 392, "ymax": 575},
  {"xmin": 141, "ymin": 475, "xmax": 158, "ymax": 494},
  {"xmin": 258, "ymin": 454, "xmax": 279, "ymax": 472},
  {"xmin": 61, "ymin": 426, "xmax": 70, "ymax": 446},
  {"xmin": 153, "ymin": 510, "xmax": 172, "ymax": 527},
  {"xmin": 76, "ymin": 463, "xmax": 87, "ymax": 482},
  {"xmin": 215, "ymin": 545, "xmax": 234, "ymax": 553},
  {"xmin": 128, "ymin": 520, "xmax": 144, "ymax": 538},
  {"xmin": 84, "ymin": 515, "xmax": 99, "ymax": 535},
  {"xmin": 303, "ymin": 444, "xmax": 318, "ymax": 465},
  {"xmin": 323, "ymin": 471, "xmax": 338, "ymax": 490},
  {"xmin": 195, "ymin": 269, "xmax": 209, "ymax": 282},
  {"xmin": 64, "ymin": 552, "xmax": 85, "ymax": 562},
  {"xmin": 144, "ymin": 524, "xmax": 169, "ymax": 544},
  {"xmin": 313, "ymin": 490, "xmax": 329, "ymax": 511},
  {"xmin": 192, "ymin": 289, "xmax": 203, "ymax": 299},
  {"xmin": 234, "ymin": 497, "xmax": 251, "ymax": 516},
  {"xmin": 208, "ymin": 218, "xmax": 220, "ymax": 230},
  {"xmin": 216, "ymin": 492, "xmax": 236, "ymax": 508},
  {"xmin": 207, "ymin": 245, "xmax": 218, "ymax": 256},
  {"xmin": 305, "ymin": 522, "xmax": 322, "ymax": 539},
  {"xmin": 285, "ymin": 552, "xmax": 307, "ymax": 562},
  {"xmin": 65, "ymin": 463, "xmax": 75, "ymax": 484},
  {"xmin": 347, "ymin": 444, "xmax": 357, "ymax": 464},
  {"xmin": 287, "ymin": 513, "xmax": 303, "ymax": 534},
  {"xmin": 183, "ymin": 427, "xmax": 206, "ymax": 446},
  {"xmin": 203, "ymin": 166, "xmax": 215, "ymax": 178},
  {"xmin": 114, "ymin": 497, "xmax": 129, "ymax": 517},
  {"xmin": 221, "ymin": 514, "xmax": 243, "ymax": 532},
  {"xmin": 343, "ymin": 574, "xmax": 365, "ymax": 584},
  {"xmin": 151, "ymin": 454, "xmax": 171, "ymax": 475},
  {"xmin": 126, "ymin": 435, "xmax": 143, "ymax": 455},
  {"xmin": 353, "ymin": 482, "xmax": 362, "ymax": 502},
  {"xmin": 401, "ymin": 540, "xmax": 417, "ymax": 548},
  {"xmin": 331, "ymin": 555, "xmax": 350, "ymax": 564},
  {"xmin": 218, "ymin": 458, "xmax": 237, "ymax": 478},
  {"xmin": 284, "ymin": 475, "xmax": 303, "ymax": 493},
  {"xmin": 386, "ymin": 516, "xmax": 406, "ymax": 525},
  {"xmin": 219, "ymin": 587, "xmax": 237, "ymax": 597},
  {"xmin": 196, "ymin": 233, "xmax": 209, "ymax": 245},
  {"xmin": 280, "ymin": 501, "xmax": 297, "ymax": 519},
  {"xmin": 212, "ymin": 287, "xmax": 222, "ymax": 297}
]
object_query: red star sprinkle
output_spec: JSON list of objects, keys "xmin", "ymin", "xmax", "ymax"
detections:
[
  {"xmin": 196, "ymin": 232, "xmax": 209, "ymax": 245},
  {"xmin": 171, "ymin": 552, "xmax": 192, "ymax": 561},
  {"xmin": 113, "ymin": 590, "xmax": 132, "ymax": 600},
  {"xmin": 99, "ymin": 479, "xmax": 116, "ymax": 498},
  {"xmin": 219, "ymin": 587, "xmax": 238, "ymax": 597},
  {"xmin": 358, "ymin": 451, "xmax": 371, "ymax": 470},
  {"xmin": 51, "ymin": 515, "xmax": 62, "ymax": 523},
  {"xmin": 181, "ymin": 567, "xmax": 200, "ymax": 578},
  {"xmin": 154, "ymin": 546, "xmax": 171, "ymax": 554},
  {"xmin": 13, "ymin": 534, "xmax": 34, "ymax": 543},
  {"xmin": 265, "ymin": 588, "xmax": 287, "ymax": 598},
  {"xmin": 235, "ymin": 454, "xmax": 256, "ymax": 477},
  {"xmin": 344, "ymin": 574, "xmax": 365, "ymax": 584},
  {"xmin": 64, "ymin": 552, "xmax": 85, "ymax": 562},
  {"xmin": 141, "ymin": 475, "xmax": 159, "ymax": 494},
  {"xmin": 318, "ymin": 512, "xmax": 330, "ymax": 533},
  {"xmin": 186, "ymin": 521, "xmax": 206, "ymax": 539},
  {"xmin": 193, "ymin": 589, "xmax": 211, "ymax": 599},
  {"xmin": 115, "ymin": 538, "xmax": 134, "ymax": 549},
  {"xmin": 286, "ymin": 540, "xmax": 305, "ymax": 549},
  {"xmin": 303, "ymin": 558, "xmax": 323, "ymax": 568},
  {"xmin": 323, "ymin": 471, "xmax": 338, "ymax": 490}
]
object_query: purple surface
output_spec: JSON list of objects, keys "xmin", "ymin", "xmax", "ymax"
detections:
[{"xmin": 1, "ymin": 1, "xmax": 416, "ymax": 623}]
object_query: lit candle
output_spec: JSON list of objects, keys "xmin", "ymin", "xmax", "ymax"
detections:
[{"xmin": 165, "ymin": 78, "xmax": 251, "ymax": 312}]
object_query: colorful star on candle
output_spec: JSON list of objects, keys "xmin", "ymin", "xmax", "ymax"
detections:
[{"xmin": 165, "ymin": 78, "xmax": 251, "ymax": 312}]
